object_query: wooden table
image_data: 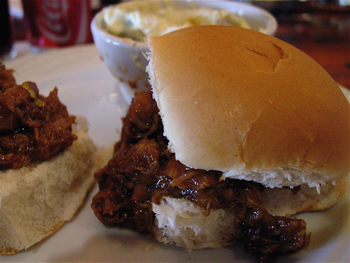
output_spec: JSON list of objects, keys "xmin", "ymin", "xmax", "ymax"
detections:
[{"xmin": 265, "ymin": 2, "xmax": 350, "ymax": 89}]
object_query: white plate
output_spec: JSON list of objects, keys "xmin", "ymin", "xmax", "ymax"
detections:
[{"xmin": 1, "ymin": 44, "xmax": 349, "ymax": 263}]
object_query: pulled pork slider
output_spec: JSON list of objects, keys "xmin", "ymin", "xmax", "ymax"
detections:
[
  {"xmin": 0, "ymin": 61, "xmax": 102, "ymax": 255},
  {"xmin": 92, "ymin": 26, "xmax": 349, "ymax": 262}
]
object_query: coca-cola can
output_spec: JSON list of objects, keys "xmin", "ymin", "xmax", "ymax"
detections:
[{"xmin": 22, "ymin": 0, "xmax": 93, "ymax": 48}]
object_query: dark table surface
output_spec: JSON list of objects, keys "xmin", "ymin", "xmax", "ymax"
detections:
[{"xmin": 258, "ymin": 1, "xmax": 350, "ymax": 89}]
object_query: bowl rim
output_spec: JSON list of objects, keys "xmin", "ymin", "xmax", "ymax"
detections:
[
  {"xmin": 91, "ymin": 10, "xmax": 148, "ymax": 49},
  {"xmin": 91, "ymin": 0, "xmax": 278, "ymax": 48}
]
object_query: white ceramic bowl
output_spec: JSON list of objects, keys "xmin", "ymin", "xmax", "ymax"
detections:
[{"xmin": 91, "ymin": 0, "xmax": 277, "ymax": 103}]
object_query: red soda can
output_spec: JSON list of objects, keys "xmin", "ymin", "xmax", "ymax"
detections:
[{"xmin": 22, "ymin": 0, "xmax": 93, "ymax": 48}]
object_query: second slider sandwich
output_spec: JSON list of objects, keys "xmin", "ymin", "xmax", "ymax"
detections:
[{"xmin": 92, "ymin": 26, "xmax": 350, "ymax": 262}]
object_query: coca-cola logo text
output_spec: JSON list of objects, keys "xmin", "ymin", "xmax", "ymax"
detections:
[{"xmin": 37, "ymin": 0, "xmax": 72, "ymax": 43}]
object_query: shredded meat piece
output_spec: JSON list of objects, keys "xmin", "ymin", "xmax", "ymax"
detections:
[
  {"xmin": 91, "ymin": 91, "xmax": 310, "ymax": 262},
  {"xmin": 0, "ymin": 61, "xmax": 77, "ymax": 169},
  {"xmin": 0, "ymin": 62, "xmax": 16, "ymax": 89}
]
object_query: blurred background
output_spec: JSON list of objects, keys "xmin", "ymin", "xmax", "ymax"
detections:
[{"xmin": 2, "ymin": 0, "xmax": 350, "ymax": 88}]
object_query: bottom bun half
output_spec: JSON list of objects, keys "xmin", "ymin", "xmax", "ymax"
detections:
[
  {"xmin": 152, "ymin": 178, "xmax": 348, "ymax": 250},
  {"xmin": 0, "ymin": 117, "xmax": 105, "ymax": 255}
]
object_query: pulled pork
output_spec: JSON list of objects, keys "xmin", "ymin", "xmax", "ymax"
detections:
[
  {"xmin": 92, "ymin": 91, "xmax": 310, "ymax": 263},
  {"xmin": 0, "ymin": 61, "xmax": 77, "ymax": 169}
]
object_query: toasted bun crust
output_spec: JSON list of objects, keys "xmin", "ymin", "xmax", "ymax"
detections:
[
  {"xmin": 0, "ymin": 117, "xmax": 107, "ymax": 255},
  {"xmin": 147, "ymin": 26, "xmax": 350, "ymax": 188}
]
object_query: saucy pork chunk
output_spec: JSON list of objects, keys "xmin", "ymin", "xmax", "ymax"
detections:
[{"xmin": 0, "ymin": 61, "xmax": 76, "ymax": 169}]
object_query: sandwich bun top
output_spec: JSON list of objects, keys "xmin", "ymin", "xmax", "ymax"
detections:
[{"xmin": 146, "ymin": 25, "xmax": 350, "ymax": 189}]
